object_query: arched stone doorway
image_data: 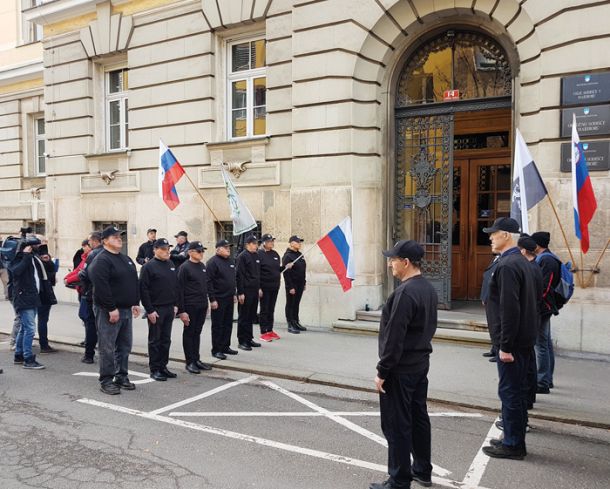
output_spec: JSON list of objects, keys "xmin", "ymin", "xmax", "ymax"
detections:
[{"xmin": 394, "ymin": 30, "xmax": 513, "ymax": 308}]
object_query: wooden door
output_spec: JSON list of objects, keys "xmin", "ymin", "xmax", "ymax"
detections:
[{"xmin": 451, "ymin": 155, "xmax": 512, "ymax": 300}]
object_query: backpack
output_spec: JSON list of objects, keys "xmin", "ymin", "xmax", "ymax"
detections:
[
  {"xmin": 535, "ymin": 251, "xmax": 574, "ymax": 311},
  {"xmin": 0, "ymin": 236, "xmax": 20, "ymax": 267}
]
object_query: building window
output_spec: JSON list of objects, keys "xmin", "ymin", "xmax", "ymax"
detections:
[
  {"xmin": 215, "ymin": 221, "xmax": 262, "ymax": 255},
  {"xmin": 34, "ymin": 117, "xmax": 45, "ymax": 175},
  {"xmin": 26, "ymin": 221, "xmax": 46, "ymax": 236},
  {"xmin": 227, "ymin": 38, "xmax": 266, "ymax": 139},
  {"xmin": 21, "ymin": 1, "xmax": 44, "ymax": 44},
  {"xmin": 93, "ymin": 221, "xmax": 128, "ymax": 255},
  {"xmin": 105, "ymin": 68, "xmax": 129, "ymax": 151}
]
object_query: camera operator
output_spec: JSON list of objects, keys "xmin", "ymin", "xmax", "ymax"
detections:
[
  {"xmin": 0, "ymin": 235, "xmax": 9, "ymax": 300},
  {"xmin": 10, "ymin": 235, "xmax": 56, "ymax": 370}
]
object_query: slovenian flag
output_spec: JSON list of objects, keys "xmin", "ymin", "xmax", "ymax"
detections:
[
  {"xmin": 159, "ymin": 140, "xmax": 185, "ymax": 210},
  {"xmin": 571, "ymin": 114, "xmax": 598, "ymax": 253},
  {"xmin": 317, "ymin": 217, "xmax": 355, "ymax": 292},
  {"xmin": 510, "ymin": 129, "xmax": 548, "ymax": 233}
]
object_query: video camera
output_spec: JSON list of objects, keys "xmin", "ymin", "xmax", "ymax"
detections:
[{"xmin": 0, "ymin": 227, "xmax": 42, "ymax": 265}]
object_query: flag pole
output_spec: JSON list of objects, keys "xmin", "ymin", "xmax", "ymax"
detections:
[
  {"xmin": 282, "ymin": 244, "xmax": 317, "ymax": 273},
  {"xmin": 585, "ymin": 237, "xmax": 610, "ymax": 288},
  {"xmin": 181, "ymin": 171, "xmax": 225, "ymax": 232}
]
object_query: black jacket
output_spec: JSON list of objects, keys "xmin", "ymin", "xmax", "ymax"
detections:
[
  {"xmin": 527, "ymin": 259, "xmax": 544, "ymax": 328},
  {"xmin": 78, "ymin": 245, "xmax": 104, "ymax": 301},
  {"xmin": 282, "ymin": 248, "xmax": 306, "ymax": 290},
  {"xmin": 377, "ymin": 275, "xmax": 438, "ymax": 379},
  {"xmin": 88, "ymin": 249, "xmax": 139, "ymax": 311},
  {"xmin": 177, "ymin": 259, "xmax": 212, "ymax": 312},
  {"xmin": 136, "ymin": 240, "xmax": 154, "ymax": 265},
  {"xmin": 537, "ymin": 250, "xmax": 561, "ymax": 317},
  {"xmin": 485, "ymin": 248, "xmax": 539, "ymax": 353},
  {"xmin": 258, "ymin": 249, "xmax": 284, "ymax": 289},
  {"xmin": 139, "ymin": 258, "xmax": 178, "ymax": 313},
  {"xmin": 206, "ymin": 254, "xmax": 236, "ymax": 301},
  {"xmin": 170, "ymin": 241, "xmax": 189, "ymax": 268},
  {"xmin": 236, "ymin": 250, "xmax": 261, "ymax": 294},
  {"xmin": 480, "ymin": 255, "xmax": 500, "ymax": 304},
  {"xmin": 8, "ymin": 252, "xmax": 44, "ymax": 311}
]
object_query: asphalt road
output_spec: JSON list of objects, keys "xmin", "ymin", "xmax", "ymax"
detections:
[{"xmin": 1, "ymin": 345, "xmax": 609, "ymax": 489}]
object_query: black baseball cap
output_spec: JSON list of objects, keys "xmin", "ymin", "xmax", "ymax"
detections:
[
  {"xmin": 101, "ymin": 226, "xmax": 125, "ymax": 239},
  {"xmin": 518, "ymin": 234, "xmax": 537, "ymax": 253},
  {"xmin": 147, "ymin": 228, "xmax": 157, "ymax": 233},
  {"xmin": 261, "ymin": 233, "xmax": 275, "ymax": 242},
  {"xmin": 289, "ymin": 235, "xmax": 304, "ymax": 243},
  {"xmin": 153, "ymin": 238, "xmax": 170, "ymax": 248},
  {"xmin": 215, "ymin": 239, "xmax": 233, "ymax": 248},
  {"xmin": 531, "ymin": 231, "xmax": 550, "ymax": 248},
  {"xmin": 245, "ymin": 234, "xmax": 260, "ymax": 244},
  {"xmin": 188, "ymin": 241, "xmax": 207, "ymax": 252},
  {"xmin": 482, "ymin": 217, "xmax": 520, "ymax": 234},
  {"xmin": 174, "ymin": 230, "xmax": 188, "ymax": 238},
  {"xmin": 382, "ymin": 240, "xmax": 425, "ymax": 261}
]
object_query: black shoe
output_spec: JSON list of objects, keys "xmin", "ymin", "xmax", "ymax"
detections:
[
  {"xmin": 161, "ymin": 368, "xmax": 177, "ymax": 378},
  {"xmin": 549, "ymin": 382, "xmax": 554, "ymax": 389},
  {"xmin": 39, "ymin": 346, "xmax": 58, "ymax": 354},
  {"xmin": 482, "ymin": 444, "xmax": 526, "ymax": 459},
  {"xmin": 482, "ymin": 350, "xmax": 495, "ymax": 357},
  {"xmin": 150, "ymin": 371, "xmax": 168, "ymax": 381},
  {"xmin": 100, "ymin": 382, "xmax": 121, "ymax": 395},
  {"xmin": 412, "ymin": 472, "xmax": 432, "ymax": 487},
  {"xmin": 287, "ymin": 323, "xmax": 300, "ymax": 334},
  {"xmin": 495, "ymin": 419, "xmax": 503, "ymax": 430},
  {"xmin": 186, "ymin": 363, "xmax": 201, "ymax": 374},
  {"xmin": 249, "ymin": 340, "xmax": 261, "ymax": 347},
  {"xmin": 213, "ymin": 352, "xmax": 227, "ymax": 360},
  {"xmin": 14, "ymin": 355, "xmax": 24, "ymax": 365},
  {"xmin": 536, "ymin": 386, "xmax": 550, "ymax": 394},
  {"xmin": 223, "ymin": 348, "xmax": 238, "ymax": 355},
  {"xmin": 489, "ymin": 437, "xmax": 527, "ymax": 454},
  {"xmin": 489, "ymin": 356, "xmax": 497, "ymax": 362},
  {"xmin": 196, "ymin": 360, "xmax": 212, "ymax": 371},
  {"xmin": 238, "ymin": 343, "xmax": 252, "ymax": 351},
  {"xmin": 23, "ymin": 359, "xmax": 45, "ymax": 369},
  {"xmin": 294, "ymin": 321, "xmax": 307, "ymax": 331},
  {"xmin": 81, "ymin": 356, "xmax": 94, "ymax": 364},
  {"xmin": 114, "ymin": 377, "xmax": 136, "ymax": 390},
  {"xmin": 369, "ymin": 480, "xmax": 398, "ymax": 489}
]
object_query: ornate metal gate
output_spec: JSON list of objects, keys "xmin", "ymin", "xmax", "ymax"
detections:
[{"xmin": 395, "ymin": 115, "xmax": 453, "ymax": 308}]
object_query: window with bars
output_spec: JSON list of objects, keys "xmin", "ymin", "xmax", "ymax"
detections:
[
  {"xmin": 227, "ymin": 38, "xmax": 266, "ymax": 139},
  {"xmin": 26, "ymin": 221, "xmax": 46, "ymax": 236},
  {"xmin": 34, "ymin": 117, "xmax": 45, "ymax": 175},
  {"xmin": 105, "ymin": 68, "xmax": 129, "ymax": 151},
  {"xmin": 215, "ymin": 221, "xmax": 262, "ymax": 255},
  {"xmin": 93, "ymin": 221, "xmax": 128, "ymax": 255}
]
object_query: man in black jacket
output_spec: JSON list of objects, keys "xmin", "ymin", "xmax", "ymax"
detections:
[
  {"xmin": 236, "ymin": 234, "xmax": 262, "ymax": 351},
  {"xmin": 140, "ymin": 238, "xmax": 179, "ymax": 381},
  {"xmin": 177, "ymin": 241, "xmax": 213, "ymax": 374},
  {"xmin": 88, "ymin": 226, "xmax": 140, "ymax": 395},
  {"xmin": 481, "ymin": 218, "xmax": 538, "ymax": 460},
  {"xmin": 170, "ymin": 230, "xmax": 189, "ymax": 268},
  {"xmin": 136, "ymin": 228, "xmax": 156, "ymax": 265},
  {"xmin": 78, "ymin": 232, "xmax": 103, "ymax": 363},
  {"xmin": 531, "ymin": 231, "xmax": 560, "ymax": 394},
  {"xmin": 207, "ymin": 240, "xmax": 238, "ymax": 359},
  {"xmin": 370, "ymin": 240, "xmax": 437, "ymax": 489},
  {"xmin": 36, "ymin": 244, "xmax": 58, "ymax": 354},
  {"xmin": 282, "ymin": 235, "xmax": 307, "ymax": 334}
]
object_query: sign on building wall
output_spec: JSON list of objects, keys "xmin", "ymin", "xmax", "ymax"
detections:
[
  {"xmin": 560, "ymin": 140, "xmax": 610, "ymax": 172},
  {"xmin": 560, "ymin": 105, "xmax": 610, "ymax": 138},
  {"xmin": 561, "ymin": 72, "xmax": 610, "ymax": 105}
]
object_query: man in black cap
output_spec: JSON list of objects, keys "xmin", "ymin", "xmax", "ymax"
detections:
[
  {"xmin": 88, "ymin": 226, "xmax": 140, "ymax": 395},
  {"xmin": 136, "ymin": 228, "xmax": 157, "ymax": 265},
  {"xmin": 370, "ymin": 240, "xmax": 437, "ymax": 489},
  {"xmin": 236, "ymin": 234, "xmax": 262, "ymax": 351},
  {"xmin": 177, "ymin": 241, "xmax": 213, "ymax": 374},
  {"xmin": 531, "ymin": 231, "xmax": 560, "ymax": 394},
  {"xmin": 282, "ymin": 235, "xmax": 307, "ymax": 334},
  {"xmin": 207, "ymin": 240, "xmax": 238, "ymax": 359},
  {"xmin": 481, "ymin": 254, "xmax": 500, "ymax": 362},
  {"xmin": 140, "ymin": 238, "xmax": 179, "ymax": 381},
  {"xmin": 170, "ymin": 231, "xmax": 189, "ymax": 268},
  {"xmin": 257, "ymin": 234, "xmax": 291, "ymax": 342},
  {"xmin": 480, "ymin": 217, "xmax": 538, "ymax": 460}
]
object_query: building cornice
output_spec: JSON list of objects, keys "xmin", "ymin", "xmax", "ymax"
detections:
[
  {"xmin": 0, "ymin": 60, "xmax": 44, "ymax": 86},
  {"xmin": 23, "ymin": 0, "xmax": 100, "ymax": 25}
]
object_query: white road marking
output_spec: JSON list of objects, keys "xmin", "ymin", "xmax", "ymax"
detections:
[
  {"xmin": 77, "ymin": 397, "xmax": 489, "ymax": 489},
  {"xmin": 73, "ymin": 370, "xmax": 155, "ymax": 384},
  {"xmin": 461, "ymin": 416, "xmax": 503, "ymax": 488},
  {"xmin": 148, "ymin": 375, "xmax": 258, "ymax": 415},
  {"xmin": 169, "ymin": 411, "xmax": 483, "ymax": 418},
  {"xmin": 260, "ymin": 380, "xmax": 452, "ymax": 478}
]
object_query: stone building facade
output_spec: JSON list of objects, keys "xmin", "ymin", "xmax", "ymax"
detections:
[{"xmin": 1, "ymin": 0, "xmax": 608, "ymax": 354}]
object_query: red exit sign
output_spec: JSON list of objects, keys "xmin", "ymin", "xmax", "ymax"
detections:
[{"xmin": 443, "ymin": 89, "xmax": 460, "ymax": 101}]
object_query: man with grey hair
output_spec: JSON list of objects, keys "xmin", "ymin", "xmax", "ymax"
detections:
[{"xmin": 481, "ymin": 217, "xmax": 538, "ymax": 459}]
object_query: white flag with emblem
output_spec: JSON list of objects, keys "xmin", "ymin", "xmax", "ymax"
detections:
[{"xmin": 220, "ymin": 166, "xmax": 257, "ymax": 236}]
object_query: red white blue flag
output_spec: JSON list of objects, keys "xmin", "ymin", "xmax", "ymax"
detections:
[
  {"xmin": 571, "ymin": 114, "xmax": 598, "ymax": 253},
  {"xmin": 159, "ymin": 140, "xmax": 185, "ymax": 210},
  {"xmin": 317, "ymin": 217, "xmax": 355, "ymax": 292}
]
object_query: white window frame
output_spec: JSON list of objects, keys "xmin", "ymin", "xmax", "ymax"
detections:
[
  {"xmin": 105, "ymin": 67, "xmax": 129, "ymax": 152},
  {"xmin": 20, "ymin": 1, "xmax": 44, "ymax": 44},
  {"xmin": 34, "ymin": 117, "xmax": 46, "ymax": 176},
  {"xmin": 226, "ymin": 36, "xmax": 267, "ymax": 140}
]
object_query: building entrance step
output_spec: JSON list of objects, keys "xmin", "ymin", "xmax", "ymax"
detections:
[{"xmin": 355, "ymin": 307, "xmax": 488, "ymax": 332}]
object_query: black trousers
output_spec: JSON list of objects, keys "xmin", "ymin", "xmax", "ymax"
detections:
[
  {"xmin": 147, "ymin": 305, "xmax": 174, "ymax": 372},
  {"xmin": 237, "ymin": 290, "xmax": 259, "ymax": 344},
  {"xmin": 526, "ymin": 346, "xmax": 537, "ymax": 408},
  {"xmin": 285, "ymin": 286, "xmax": 304, "ymax": 323},
  {"xmin": 380, "ymin": 367, "xmax": 433, "ymax": 488},
  {"xmin": 211, "ymin": 296, "xmax": 234, "ymax": 354},
  {"xmin": 82, "ymin": 298, "xmax": 97, "ymax": 360},
  {"xmin": 259, "ymin": 287, "xmax": 279, "ymax": 334},
  {"xmin": 182, "ymin": 304, "xmax": 207, "ymax": 364}
]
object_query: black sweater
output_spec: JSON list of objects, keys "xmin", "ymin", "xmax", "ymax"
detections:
[
  {"xmin": 281, "ymin": 248, "xmax": 306, "ymax": 290},
  {"xmin": 258, "ymin": 249, "xmax": 283, "ymax": 289},
  {"xmin": 236, "ymin": 250, "xmax": 261, "ymax": 294},
  {"xmin": 88, "ymin": 249, "xmax": 139, "ymax": 311},
  {"xmin": 486, "ymin": 248, "xmax": 539, "ymax": 353},
  {"xmin": 139, "ymin": 258, "xmax": 178, "ymax": 313},
  {"xmin": 206, "ymin": 254, "xmax": 236, "ymax": 301},
  {"xmin": 136, "ymin": 240, "xmax": 154, "ymax": 265},
  {"xmin": 377, "ymin": 275, "xmax": 438, "ymax": 379},
  {"xmin": 177, "ymin": 259, "xmax": 212, "ymax": 312}
]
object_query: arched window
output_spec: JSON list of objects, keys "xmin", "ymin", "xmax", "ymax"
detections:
[{"xmin": 397, "ymin": 31, "xmax": 512, "ymax": 107}]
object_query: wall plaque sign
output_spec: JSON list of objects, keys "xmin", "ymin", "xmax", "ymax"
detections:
[
  {"xmin": 560, "ymin": 140, "xmax": 610, "ymax": 172},
  {"xmin": 561, "ymin": 72, "xmax": 610, "ymax": 105},
  {"xmin": 560, "ymin": 105, "xmax": 610, "ymax": 138}
]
